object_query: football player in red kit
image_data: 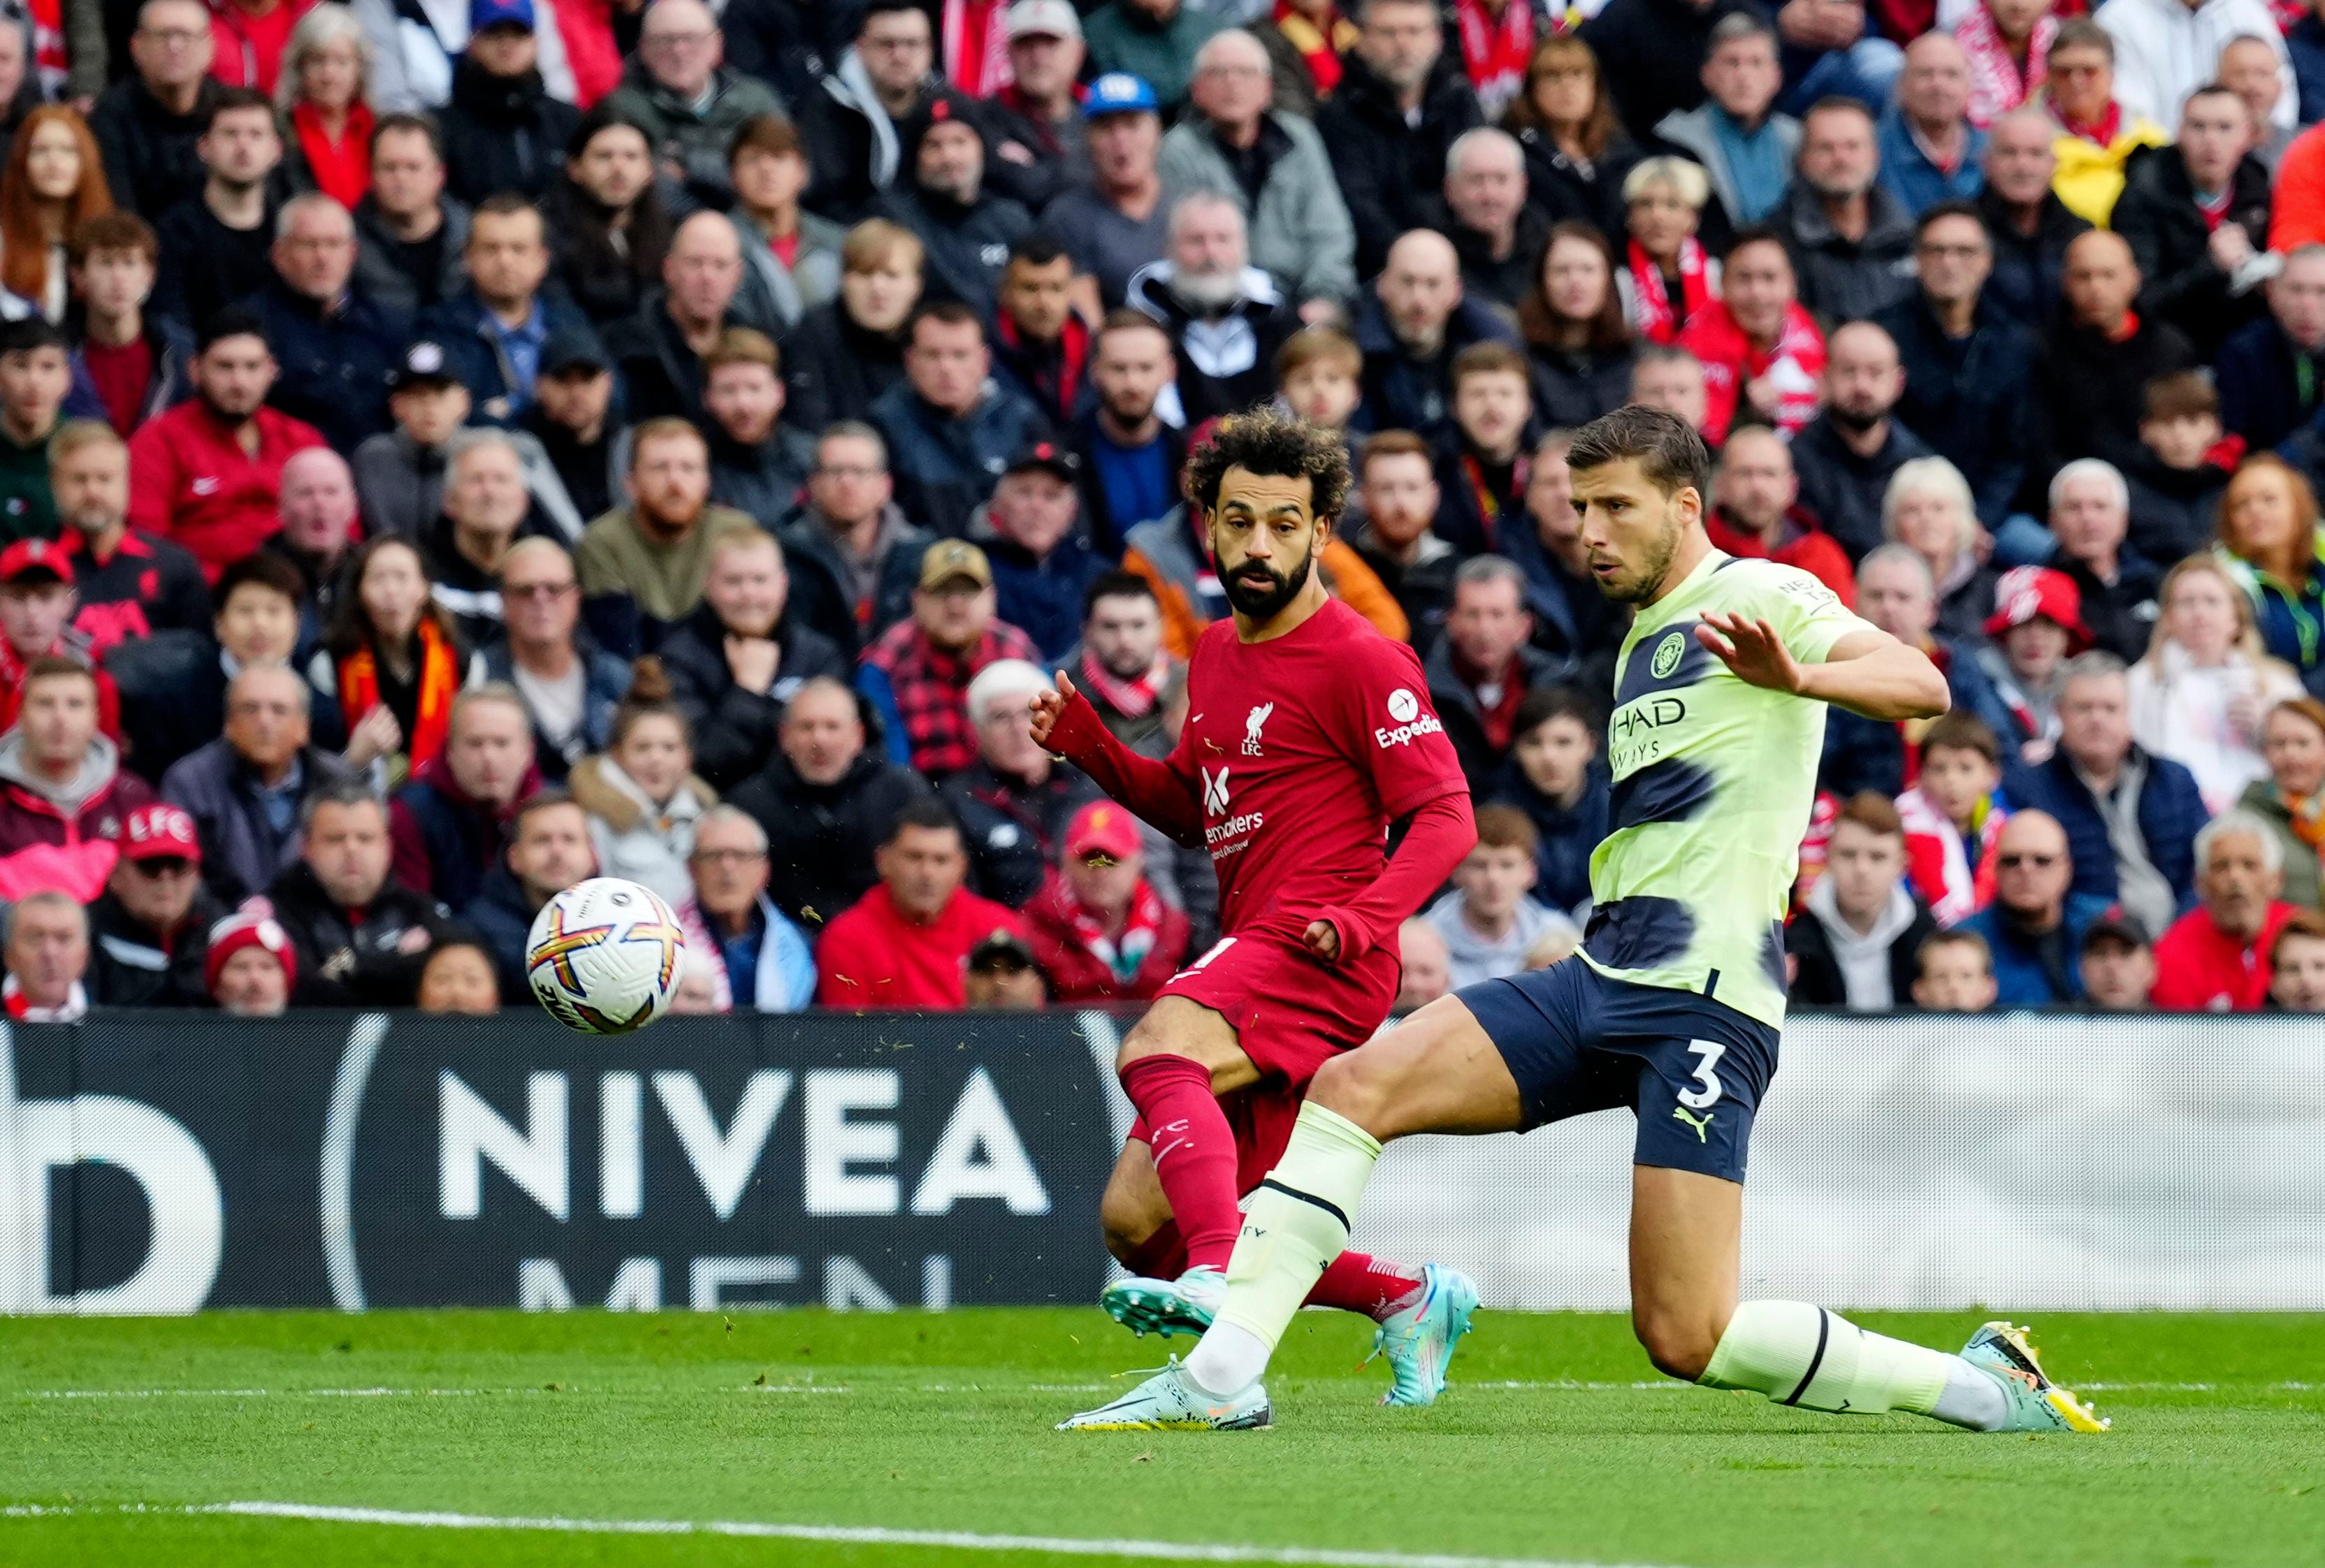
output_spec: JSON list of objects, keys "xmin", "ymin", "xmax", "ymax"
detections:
[{"xmin": 1031, "ymin": 409, "xmax": 1481, "ymax": 1407}]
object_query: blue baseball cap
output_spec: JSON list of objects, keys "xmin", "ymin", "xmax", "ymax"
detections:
[
  {"xmin": 470, "ymin": 0, "xmax": 535, "ymax": 32},
  {"xmin": 1084, "ymin": 73, "xmax": 1159, "ymax": 118}
]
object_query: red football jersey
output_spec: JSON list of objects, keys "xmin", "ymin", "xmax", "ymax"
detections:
[{"xmin": 1161, "ymin": 598, "xmax": 1467, "ymax": 943}]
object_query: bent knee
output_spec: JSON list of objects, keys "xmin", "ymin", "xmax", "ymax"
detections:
[
  {"xmin": 1632, "ymin": 1308, "xmax": 1721, "ymax": 1383},
  {"xmin": 1305, "ymin": 1052, "xmax": 1398, "ymax": 1138}
]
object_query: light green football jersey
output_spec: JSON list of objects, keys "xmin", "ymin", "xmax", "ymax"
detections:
[{"xmin": 1579, "ymin": 551, "xmax": 1878, "ymax": 1028}]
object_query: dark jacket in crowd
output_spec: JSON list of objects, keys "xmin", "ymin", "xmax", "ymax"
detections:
[
  {"xmin": 112, "ymin": 635, "xmax": 347, "ymax": 785},
  {"xmin": 604, "ymin": 293, "xmax": 739, "ymax": 426},
  {"xmin": 352, "ymin": 194, "xmax": 472, "ymax": 318},
  {"xmin": 90, "ymin": 75, "xmax": 222, "ymax": 221},
  {"xmin": 774, "ymin": 502, "xmax": 929, "ymax": 659},
  {"xmin": 542, "ymin": 175, "xmax": 672, "ymax": 327},
  {"xmin": 729, "ymin": 748, "xmax": 934, "ymax": 928},
  {"xmin": 781, "ymin": 301, "xmax": 913, "ymax": 435},
  {"xmin": 983, "ymin": 92, "xmax": 1093, "ymax": 215},
  {"xmin": 85, "ymin": 885, "xmax": 229, "ymax": 1008},
  {"xmin": 1874, "ymin": 290, "xmax": 2034, "ymax": 525},
  {"xmin": 1528, "ymin": 343, "xmax": 1636, "ymax": 431},
  {"xmin": 869, "ymin": 378, "xmax": 1053, "ymax": 538},
  {"xmin": 1314, "ymin": 51, "xmax": 1485, "ymax": 277},
  {"xmin": 2003, "ymin": 746, "xmax": 2206, "ymax": 915},
  {"xmin": 1430, "ymin": 199, "xmax": 1554, "ymax": 317},
  {"xmin": 1789, "ymin": 414, "xmax": 1936, "ymax": 562},
  {"xmin": 1960, "ymin": 892, "xmax": 2116, "ymax": 1008},
  {"xmin": 1581, "ymin": 0, "xmax": 1764, "ymax": 143},
  {"xmin": 795, "ymin": 55, "xmax": 916, "ymax": 223},
  {"xmin": 656, "ymin": 601, "xmax": 853, "ymax": 792},
  {"xmin": 1123, "ymin": 261, "xmax": 1303, "ymax": 428},
  {"xmin": 1976, "ymin": 186, "xmax": 2091, "ymax": 335},
  {"xmin": 1423, "ymin": 640, "xmax": 1579, "ymax": 794},
  {"xmin": 152, "ymin": 197, "xmax": 277, "ymax": 335},
  {"xmin": 2058, "ymin": 551, "xmax": 2166, "ymax": 664},
  {"xmin": 1354, "ymin": 291, "xmax": 1524, "ymax": 435},
  {"xmin": 603, "ymin": 60, "xmax": 785, "ymax": 212},
  {"xmin": 479, "ymin": 637, "xmax": 632, "ymax": 784},
  {"xmin": 242, "ymin": 276, "xmax": 410, "ymax": 454},
  {"xmin": 269, "ymin": 858, "xmax": 449, "ymax": 1008},
  {"xmin": 159, "ymin": 739, "xmax": 358, "ymax": 906},
  {"xmin": 1776, "ymin": 180, "xmax": 1918, "ymax": 323},
  {"xmin": 2214, "ymin": 314, "xmax": 2325, "ymax": 453},
  {"xmin": 436, "ymin": 60, "xmax": 581, "ymax": 207},
  {"xmin": 2027, "ymin": 312, "xmax": 2200, "ymax": 506},
  {"xmin": 1786, "ymin": 896, "xmax": 1941, "ymax": 1009},
  {"xmin": 1821, "ymin": 636, "xmax": 2008, "ymax": 798},
  {"xmin": 1073, "ymin": 407, "xmax": 1187, "ymax": 559},
  {"xmin": 877, "ymin": 184, "xmax": 1035, "ymax": 325},
  {"xmin": 420, "ymin": 284, "xmax": 604, "ymax": 424},
  {"xmin": 1348, "ymin": 521, "xmax": 1458, "ymax": 651},
  {"xmin": 2123, "ymin": 452, "xmax": 2231, "ymax": 565},
  {"xmin": 709, "ymin": 423, "xmax": 817, "ymax": 525},
  {"xmin": 973, "ymin": 519, "xmax": 1113, "ymax": 665},
  {"xmin": 389, "ymin": 755, "xmax": 544, "ymax": 913},
  {"xmin": 1514, "ymin": 124, "xmax": 1642, "ymax": 245},
  {"xmin": 1485, "ymin": 760, "xmax": 1609, "ymax": 917},
  {"xmin": 2112, "ymin": 147, "xmax": 2273, "ymax": 358},
  {"xmin": 463, "ymin": 863, "xmax": 545, "ymax": 1003},
  {"xmin": 939, "ymin": 758, "xmax": 1101, "ymax": 909},
  {"xmin": 1497, "ymin": 517, "xmax": 1626, "ymax": 699}
]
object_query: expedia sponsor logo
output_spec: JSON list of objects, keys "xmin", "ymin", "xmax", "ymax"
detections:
[{"xmin": 1374, "ymin": 714, "xmax": 1445, "ymax": 749}]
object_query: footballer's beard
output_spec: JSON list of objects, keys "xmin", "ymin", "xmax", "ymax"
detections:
[
  {"xmin": 1222, "ymin": 545, "xmax": 1316, "ymax": 620},
  {"xmin": 1593, "ymin": 518, "xmax": 1683, "ymax": 605}
]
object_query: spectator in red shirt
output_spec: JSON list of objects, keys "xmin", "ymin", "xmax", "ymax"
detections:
[
  {"xmin": 2150, "ymin": 809, "xmax": 2303, "ymax": 1011},
  {"xmin": 1706, "ymin": 425, "xmax": 1856, "ymax": 604},
  {"xmin": 66, "ymin": 211, "xmax": 193, "ymax": 440},
  {"xmin": 1676, "ymin": 228, "xmax": 1825, "ymax": 443},
  {"xmin": 126, "ymin": 308, "xmax": 327, "ymax": 581},
  {"xmin": 206, "ymin": 0, "xmax": 317, "ymax": 96},
  {"xmin": 50, "ymin": 420, "xmax": 210, "ymax": 655},
  {"xmin": 1022, "ymin": 798, "xmax": 1192, "ymax": 1002},
  {"xmin": 0, "ymin": 538, "xmax": 124, "ymax": 740},
  {"xmin": 814, "ymin": 797, "xmax": 1022, "ymax": 1010}
]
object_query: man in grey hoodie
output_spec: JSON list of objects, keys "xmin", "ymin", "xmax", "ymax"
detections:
[{"xmin": 1786, "ymin": 792, "xmax": 1939, "ymax": 1010}]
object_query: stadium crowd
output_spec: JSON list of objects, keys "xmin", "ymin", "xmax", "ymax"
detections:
[{"xmin": 4, "ymin": 0, "xmax": 2325, "ymax": 1022}]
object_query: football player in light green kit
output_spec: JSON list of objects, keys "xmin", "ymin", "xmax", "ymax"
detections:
[{"xmin": 1059, "ymin": 405, "xmax": 2111, "ymax": 1435}]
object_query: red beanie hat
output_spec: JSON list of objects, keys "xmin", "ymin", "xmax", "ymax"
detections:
[{"xmin": 204, "ymin": 910, "xmax": 298, "ymax": 996}]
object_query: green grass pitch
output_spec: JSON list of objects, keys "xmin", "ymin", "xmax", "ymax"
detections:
[{"xmin": 4, "ymin": 1307, "xmax": 2322, "ymax": 1568}]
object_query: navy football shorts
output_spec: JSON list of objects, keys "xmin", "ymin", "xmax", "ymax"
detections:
[{"xmin": 1460, "ymin": 957, "xmax": 1781, "ymax": 1184}]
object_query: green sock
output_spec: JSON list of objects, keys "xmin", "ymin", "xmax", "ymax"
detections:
[
  {"xmin": 1700, "ymin": 1300, "xmax": 1957, "ymax": 1419},
  {"xmin": 1210, "ymin": 1102, "xmax": 1382, "ymax": 1353}
]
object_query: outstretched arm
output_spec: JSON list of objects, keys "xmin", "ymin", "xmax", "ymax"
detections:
[
  {"xmin": 1030, "ymin": 670, "xmax": 1206, "ymax": 848},
  {"xmin": 1303, "ymin": 790, "xmax": 1477, "ymax": 966},
  {"xmin": 1697, "ymin": 617, "xmax": 1950, "ymax": 723}
]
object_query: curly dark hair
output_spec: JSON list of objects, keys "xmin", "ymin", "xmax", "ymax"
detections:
[{"xmin": 1182, "ymin": 407, "xmax": 1352, "ymax": 523}]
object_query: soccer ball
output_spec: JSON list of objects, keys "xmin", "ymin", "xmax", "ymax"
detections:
[{"xmin": 526, "ymin": 878, "xmax": 688, "ymax": 1034}]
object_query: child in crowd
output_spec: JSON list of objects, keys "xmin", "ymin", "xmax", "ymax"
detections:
[
  {"xmin": 1910, "ymin": 929, "xmax": 1999, "ymax": 1012},
  {"xmin": 570, "ymin": 660, "xmax": 716, "ymax": 908},
  {"xmin": 1976, "ymin": 565, "xmax": 2092, "ymax": 763},
  {"xmin": 2125, "ymin": 372, "xmax": 2236, "ymax": 565},
  {"xmin": 1422, "ymin": 804, "xmax": 1580, "ymax": 989},
  {"xmin": 1486, "ymin": 685, "xmax": 1607, "ymax": 917},
  {"xmin": 417, "ymin": 937, "xmax": 503, "ymax": 1015},
  {"xmin": 1896, "ymin": 713, "xmax": 2010, "ymax": 927}
]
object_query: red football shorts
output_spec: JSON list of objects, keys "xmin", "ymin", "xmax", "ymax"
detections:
[{"xmin": 1126, "ymin": 929, "xmax": 1400, "ymax": 1192}]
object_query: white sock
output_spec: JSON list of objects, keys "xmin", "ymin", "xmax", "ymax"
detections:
[
  {"xmin": 1183, "ymin": 1320, "xmax": 1272, "ymax": 1396},
  {"xmin": 1700, "ymin": 1301, "xmax": 1963, "ymax": 1423},
  {"xmin": 1929, "ymin": 1358, "xmax": 2010, "ymax": 1432}
]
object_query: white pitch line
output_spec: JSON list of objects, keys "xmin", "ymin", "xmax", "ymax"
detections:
[{"xmin": 0, "ymin": 1500, "xmax": 1691, "ymax": 1568}]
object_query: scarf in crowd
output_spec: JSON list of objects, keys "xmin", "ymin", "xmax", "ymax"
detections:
[
  {"xmin": 338, "ymin": 620, "xmax": 461, "ymax": 771},
  {"xmin": 1459, "ymin": 449, "xmax": 1530, "ymax": 553},
  {"xmin": 1628, "ymin": 237, "xmax": 1710, "ymax": 344},
  {"xmin": 3, "ymin": 974, "xmax": 87, "ymax": 1022},
  {"xmin": 2280, "ymin": 785, "xmax": 2325, "ymax": 860},
  {"xmin": 24, "ymin": 0, "xmax": 66, "ymax": 96},
  {"xmin": 1274, "ymin": 0, "xmax": 1359, "ymax": 100},
  {"xmin": 1067, "ymin": 878, "xmax": 1168, "ymax": 986},
  {"xmin": 942, "ymin": 0, "xmax": 1013, "ymax": 98},
  {"xmin": 1079, "ymin": 646, "xmax": 1170, "ymax": 720},
  {"xmin": 1454, "ymin": 0, "xmax": 1535, "ymax": 120},
  {"xmin": 293, "ymin": 100, "xmax": 377, "ymax": 211},
  {"xmin": 1958, "ymin": 4, "xmax": 2053, "ymax": 129},
  {"xmin": 2053, "ymin": 96, "xmax": 2122, "ymax": 149}
]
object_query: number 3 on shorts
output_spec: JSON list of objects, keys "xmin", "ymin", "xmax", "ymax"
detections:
[
  {"xmin": 1678, "ymin": 1040, "xmax": 1726, "ymax": 1111},
  {"xmin": 1173, "ymin": 936, "xmax": 1238, "ymax": 980}
]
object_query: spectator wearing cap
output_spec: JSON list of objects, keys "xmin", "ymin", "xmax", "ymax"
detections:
[
  {"xmin": 464, "ymin": 789, "xmax": 597, "ymax": 1002},
  {"xmin": 969, "ymin": 442, "xmax": 1106, "ymax": 665},
  {"xmin": 0, "ymin": 659, "xmax": 154, "ymax": 894},
  {"xmin": 965, "ymin": 925, "xmax": 1048, "ymax": 1007},
  {"xmin": 727, "ymin": 115, "xmax": 846, "ymax": 334},
  {"xmin": 266, "ymin": 781, "xmax": 442, "ymax": 1006},
  {"xmin": 940, "ymin": 655, "xmax": 1099, "ymax": 907},
  {"xmin": 2004, "ymin": 650, "xmax": 2206, "ymax": 942},
  {"xmin": 728, "ymin": 673, "xmax": 932, "ymax": 929},
  {"xmin": 0, "ymin": 540, "xmax": 124, "ymax": 741},
  {"xmin": 606, "ymin": 210, "xmax": 765, "ymax": 429},
  {"xmin": 698, "ymin": 328, "xmax": 815, "ymax": 527},
  {"xmin": 816, "ymin": 797, "xmax": 1021, "ymax": 1008},
  {"xmin": 2150, "ymin": 810, "xmax": 2301, "ymax": 1010},
  {"xmin": 1, "ymin": 891, "xmax": 89, "ymax": 1021},
  {"xmin": 777, "ymin": 421, "xmax": 932, "ymax": 653},
  {"xmin": 350, "ymin": 340, "xmax": 475, "ymax": 538},
  {"xmin": 2126, "ymin": 556, "xmax": 2304, "ymax": 818},
  {"xmin": 601, "ymin": 0, "xmax": 781, "ymax": 215},
  {"xmin": 1022, "ymin": 797, "xmax": 1189, "ymax": 1002},
  {"xmin": 1976, "ymin": 565, "xmax": 2092, "ymax": 765},
  {"xmin": 2267, "ymin": 909, "xmax": 2325, "ymax": 1008},
  {"xmin": 1957, "ymin": 808, "xmax": 2115, "ymax": 1006},
  {"xmin": 519, "ymin": 329, "xmax": 618, "ymax": 523},
  {"xmin": 669, "ymin": 802, "xmax": 816, "ymax": 1012},
  {"xmin": 206, "ymin": 908, "xmax": 297, "ymax": 1015},
  {"xmin": 351, "ymin": 114, "xmax": 471, "ymax": 319},
  {"xmin": 990, "ymin": 235, "xmax": 1085, "ymax": 430},
  {"xmin": 389, "ymin": 683, "xmax": 542, "ymax": 908},
  {"xmin": 859, "ymin": 538, "xmax": 1041, "ymax": 778},
  {"xmin": 90, "ymin": 0, "xmax": 225, "ymax": 224},
  {"xmin": 656, "ymin": 529, "xmax": 850, "ymax": 793},
  {"xmin": 419, "ymin": 196, "xmax": 602, "ymax": 425},
  {"xmin": 242, "ymin": 194, "xmax": 411, "ymax": 455},
  {"xmin": 128, "ymin": 312, "xmax": 327, "ymax": 582},
  {"xmin": 545, "ymin": 109, "xmax": 676, "ymax": 330},
  {"xmin": 2078, "ymin": 909, "xmax": 2155, "ymax": 1009},
  {"xmin": 428, "ymin": 0, "xmax": 580, "ymax": 208},
  {"xmin": 67, "ymin": 212, "xmax": 196, "ymax": 442},
  {"xmin": 980, "ymin": 1, "xmax": 1092, "ymax": 216},
  {"xmin": 1788, "ymin": 791, "xmax": 1941, "ymax": 1010},
  {"xmin": 1159, "ymin": 29, "xmax": 1356, "ymax": 319},
  {"xmin": 151, "ymin": 89, "xmax": 284, "ymax": 337},
  {"xmin": 2046, "ymin": 459, "xmax": 2163, "ymax": 666},
  {"xmin": 1040, "ymin": 73, "xmax": 1168, "ymax": 316},
  {"xmin": 874, "ymin": 90, "xmax": 1033, "ymax": 326},
  {"xmin": 1082, "ymin": 0, "xmax": 1222, "ymax": 118},
  {"xmin": 85, "ymin": 802, "xmax": 228, "ymax": 1007},
  {"xmin": 48, "ymin": 421, "xmax": 210, "ymax": 657},
  {"xmin": 871, "ymin": 301, "xmax": 1052, "ymax": 540},
  {"xmin": 0, "ymin": 318, "xmax": 73, "ymax": 544},
  {"xmin": 161, "ymin": 661, "xmax": 356, "ymax": 903},
  {"xmin": 576, "ymin": 419, "xmax": 758, "ymax": 650}
]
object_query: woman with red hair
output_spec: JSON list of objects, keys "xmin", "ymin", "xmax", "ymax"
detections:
[{"xmin": 0, "ymin": 106, "xmax": 110, "ymax": 324}]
